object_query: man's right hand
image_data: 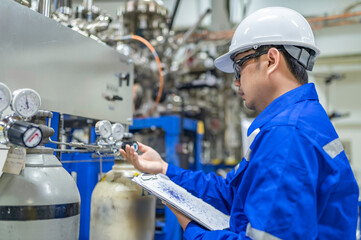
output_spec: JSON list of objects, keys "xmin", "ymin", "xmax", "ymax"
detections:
[{"xmin": 119, "ymin": 142, "xmax": 168, "ymax": 175}]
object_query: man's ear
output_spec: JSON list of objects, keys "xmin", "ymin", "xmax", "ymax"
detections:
[{"xmin": 266, "ymin": 48, "xmax": 281, "ymax": 75}]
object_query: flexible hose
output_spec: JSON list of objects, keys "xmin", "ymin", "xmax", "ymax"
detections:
[{"xmin": 120, "ymin": 35, "xmax": 164, "ymax": 117}]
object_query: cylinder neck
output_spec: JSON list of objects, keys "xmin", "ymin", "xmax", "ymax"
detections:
[
  {"xmin": 112, "ymin": 160, "xmax": 136, "ymax": 171},
  {"xmin": 26, "ymin": 146, "xmax": 54, "ymax": 155},
  {"xmin": 114, "ymin": 158, "xmax": 127, "ymax": 164}
]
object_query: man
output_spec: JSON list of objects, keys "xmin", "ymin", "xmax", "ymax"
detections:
[{"xmin": 120, "ymin": 7, "xmax": 359, "ymax": 239}]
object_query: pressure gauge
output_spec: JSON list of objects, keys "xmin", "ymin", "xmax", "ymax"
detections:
[
  {"xmin": 95, "ymin": 120, "xmax": 112, "ymax": 139},
  {"xmin": 0, "ymin": 83, "xmax": 12, "ymax": 112},
  {"xmin": 11, "ymin": 89, "xmax": 41, "ymax": 118},
  {"xmin": 111, "ymin": 123, "xmax": 125, "ymax": 141}
]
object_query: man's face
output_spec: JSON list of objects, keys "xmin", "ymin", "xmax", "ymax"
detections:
[{"xmin": 233, "ymin": 49, "xmax": 267, "ymax": 111}]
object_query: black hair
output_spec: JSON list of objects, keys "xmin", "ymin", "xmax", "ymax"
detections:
[{"xmin": 255, "ymin": 45, "xmax": 308, "ymax": 85}]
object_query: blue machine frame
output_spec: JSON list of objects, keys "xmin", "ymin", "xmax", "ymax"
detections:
[{"xmin": 47, "ymin": 114, "xmax": 204, "ymax": 240}]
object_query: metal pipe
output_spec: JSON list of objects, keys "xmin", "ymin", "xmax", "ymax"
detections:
[
  {"xmin": 175, "ymin": 10, "xmax": 361, "ymax": 43},
  {"xmin": 173, "ymin": 8, "xmax": 211, "ymax": 52},
  {"xmin": 83, "ymin": 0, "xmax": 92, "ymax": 10},
  {"xmin": 54, "ymin": 149, "xmax": 93, "ymax": 153},
  {"xmin": 53, "ymin": 149, "xmax": 115, "ymax": 154},
  {"xmin": 48, "ymin": 137, "xmax": 107, "ymax": 151},
  {"xmin": 99, "ymin": 154, "xmax": 103, "ymax": 178},
  {"xmin": 179, "ymin": 8, "xmax": 211, "ymax": 45},
  {"xmin": 14, "ymin": 0, "xmax": 31, "ymax": 8},
  {"xmin": 116, "ymin": 35, "xmax": 164, "ymax": 117},
  {"xmin": 61, "ymin": 159, "xmax": 115, "ymax": 163},
  {"xmin": 307, "ymin": 11, "xmax": 361, "ymax": 23},
  {"xmin": 344, "ymin": 2, "xmax": 361, "ymax": 13},
  {"xmin": 59, "ymin": 0, "xmax": 72, "ymax": 8},
  {"xmin": 38, "ymin": 0, "xmax": 51, "ymax": 17},
  {"xmin": 81, "ymin": 0, "xmax": 93, "ymax": 21},
  {"xmin": 168, "ymin": 0, "xmax": 181, "ymax": 31},
  {"xmin": 55, "ymin": 0, "xmax": 72, "ymax": 11}
]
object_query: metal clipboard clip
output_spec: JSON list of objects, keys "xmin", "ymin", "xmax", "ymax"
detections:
[
  {"xmin": 139, "ymin": 173, "xmax": 170, "ymax": 181},
  {"xmin": 139, "ymin": 173, "xmax": 158, "ymax": 181}
]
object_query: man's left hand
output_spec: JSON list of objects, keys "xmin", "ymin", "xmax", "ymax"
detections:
[{"xmin": 164, "ymin": 202, "xmax": 192, "ymax": 231}]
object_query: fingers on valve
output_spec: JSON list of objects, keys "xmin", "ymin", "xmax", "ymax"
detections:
[
  {"xmin": 138, "ymin": 142, "xmax": 149, "ymax": 152},
  {"xmin": 119, "ymin": 149, "xmax": 126, "ymax": 158}
]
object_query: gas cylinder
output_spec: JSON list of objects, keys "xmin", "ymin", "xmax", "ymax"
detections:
[
  {"xmin": 90, "ymin": 160, "xmax": 156, "ymax": 240},
  {"xmin": 0, "ymin": 147, "xmax": 81, "ymax": 240}
]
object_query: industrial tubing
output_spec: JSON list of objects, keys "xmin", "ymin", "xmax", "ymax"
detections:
[
  {"xmin": 119, "ymin": 35, "xmax": 164, "ymax": 117},
  {"xmin": 175, "ymin": 11, "xmax": 361, "ymax": 42}
]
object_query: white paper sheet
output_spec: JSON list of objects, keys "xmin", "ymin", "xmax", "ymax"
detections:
[{"xmin": 132, "ymin": 174, "xmax": 230, "ymax": 231}]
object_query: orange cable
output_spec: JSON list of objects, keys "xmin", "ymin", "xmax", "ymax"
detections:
[{"xmin": 128, "ymin": 35, "xmax": 164, "ymax": 117}]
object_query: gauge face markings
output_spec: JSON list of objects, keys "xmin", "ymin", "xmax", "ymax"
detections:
[
  {"xmin": 12, "ymin": 89, "xmax": 41, "ymax": 118},
  {"xmin": 95, "ymin": 120, "xmax": 112, "ymax": 139},
  {"xmin": 111, "ymin": 123, "xmax": 124, "ymax": 141},
  {"xmin": 0, "ymin": 83, "xmax": 12, "ymax": 112}
]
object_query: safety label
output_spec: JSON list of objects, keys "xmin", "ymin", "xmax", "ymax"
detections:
[{"xmin": 2, "ymin": 146, "xmax": 26, "ymax": 175}]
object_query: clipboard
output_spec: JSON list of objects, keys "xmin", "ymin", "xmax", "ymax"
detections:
[{"xmin": 132, "ymin": 173, "xmax": 230, "ymax": 231}]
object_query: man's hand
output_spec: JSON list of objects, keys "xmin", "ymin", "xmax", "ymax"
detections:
[
  {"xmin": 164, "ymin": 202, "xmax": 192, "ymax": 231},
  {"xmin": 119, "ymin": 142, "xmax": 168, "ymax": 175}
]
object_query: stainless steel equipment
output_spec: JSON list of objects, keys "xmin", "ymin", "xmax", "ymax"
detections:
[
  {"xmin": 0, "ymin": 0, "xmax": 134, "ymax": 125},
  {"xmin": 0, "ymin": 116, "xmax": 43, "ymax": 148},
  {"xmin": 49, "ymin": 0, "xmax": 243, "ymax": 163},
  {"xmin": 119, "ymin": 0, "xmax": 169, "ymax": 40}
]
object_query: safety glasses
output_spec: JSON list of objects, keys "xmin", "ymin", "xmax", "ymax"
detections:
[{"xmin": 233, "ymin": 50, "xmax": 269, "ymax": 80}]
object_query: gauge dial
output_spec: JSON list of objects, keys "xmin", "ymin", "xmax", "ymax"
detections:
[
  {"xmin": 111, "ymin": 123, "xmax": 125, "ymax": 141},
  {"xmin": 0, "ymin": 83, "xmax": 12, "ymax": 112},
  {"xmin": 95, "ymin": 120, "xmax": 112, "ymax": 139},
  {"xmin": 11, "ymin": 89, "xmax": 41, "ymax": 118}
]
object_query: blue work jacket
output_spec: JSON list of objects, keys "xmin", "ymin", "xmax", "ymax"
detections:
[{"xmin": 166, "ymin": 83, "xmax": 359, "ymax": 239}]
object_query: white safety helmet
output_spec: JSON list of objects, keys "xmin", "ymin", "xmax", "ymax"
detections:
[{"xmin": 214, "ymin": 7, "xmax": 320, "ymax": 73}]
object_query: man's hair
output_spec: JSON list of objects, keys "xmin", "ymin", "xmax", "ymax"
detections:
[{"xmin": 255, "ymin": 45, "xmax": 308, "ymax": 85}]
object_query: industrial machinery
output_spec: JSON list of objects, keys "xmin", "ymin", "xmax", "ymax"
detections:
[
  {"xmin": 90, "ymin": 122, "xmax": 156, "ymax": 240},
  {"xmin": 49, "ymin": 118, "xmax": 157, "ymax": 239},
  {"xmin": 1, "ymin": 0, "xmax": 246, "ymax": 239},
  {"xmin": 0, "ymin": 0, "xmax": 138, "ymax": 239},
  {"xmin": 0, "ymin": 84, "xmax": 81, "ymax": 240},
  {"xmin": 47, "ymin": 0, "xmax": 244, "ymax": 166}
]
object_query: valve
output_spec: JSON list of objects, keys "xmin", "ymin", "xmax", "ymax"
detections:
[
  {"xmin": 0, "ymin": 116, "xmax": 43, "ymax": 148},
  {"xmin": 120, "ymin": 141, "xmax": 138, "ymax": 152}
]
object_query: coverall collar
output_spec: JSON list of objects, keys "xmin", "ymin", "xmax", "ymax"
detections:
[{"xmin": 247, "ymin": 83, "xmax": 319, "ymax": 136}]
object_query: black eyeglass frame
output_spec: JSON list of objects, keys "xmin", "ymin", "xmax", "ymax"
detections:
[
  {"xmin": 233, "ymin": 50, "xmax": 269, "ymax": 80},
  {"xmin": 233, "ymin": 47, "xmax": 284, "ymax": 80}
]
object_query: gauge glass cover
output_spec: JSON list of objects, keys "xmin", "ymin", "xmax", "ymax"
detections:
[
  {"xmin": 111, "ymin": 123, "xmax": 125, "ymax": 141},
  {"xmin": 95, "ymin": 120, "xmax": 112, "ymax": 138},
  {"xmin": 12, "ymin": 89, "xmax": 41, "ymax": 118},
  {"xmin": 0, "ymin": 83, "xmax": 12, "ymax": 112}
]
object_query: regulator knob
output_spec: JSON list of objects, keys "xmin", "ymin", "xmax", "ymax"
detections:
[
  {"xmin": 121, "ymin": 141, "xmax": 138, "ymax": 152},
  {"xmin": 7, "ymin": 121, "xmax": 43, "ymax": 148}
]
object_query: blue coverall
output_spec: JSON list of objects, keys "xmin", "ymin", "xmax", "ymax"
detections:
[{"xmin": 166, "ymin": 83, "xmax": 359, "ymax": 239}]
